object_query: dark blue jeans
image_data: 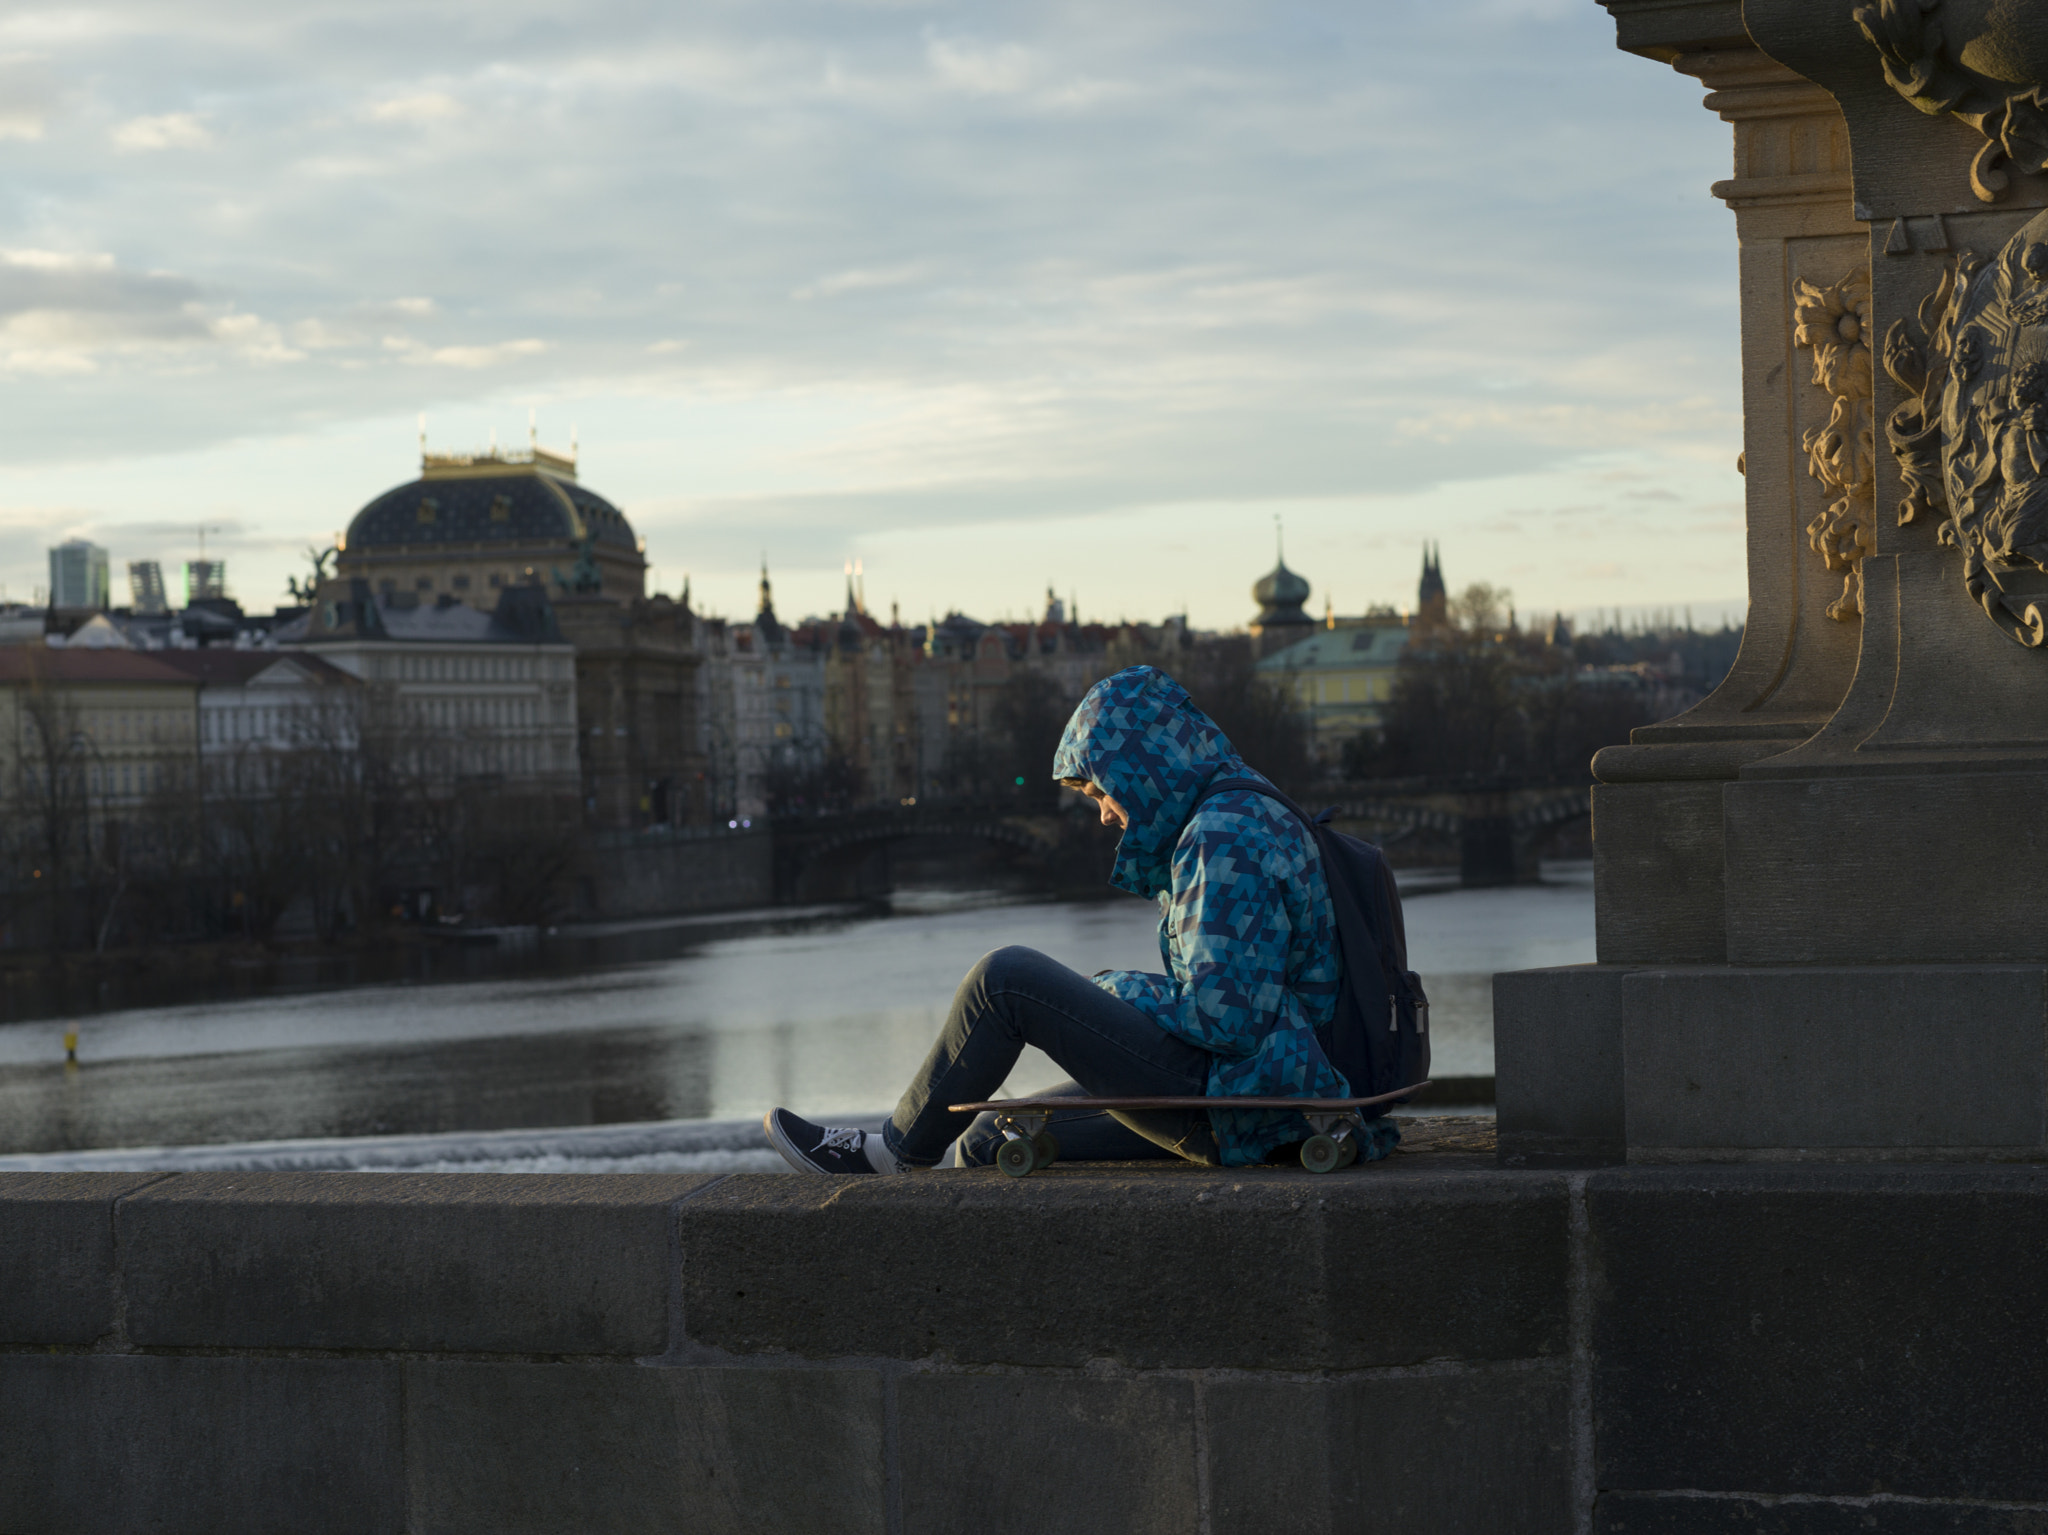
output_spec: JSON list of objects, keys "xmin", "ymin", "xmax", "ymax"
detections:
[{"xmin": 882, "ymin": 945, "xmax": 1222, "ymax": 1168}]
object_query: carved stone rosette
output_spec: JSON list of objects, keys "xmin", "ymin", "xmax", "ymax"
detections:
[
  {"xmin": 1884, "ymin": 209, "xmax": 2048, "ymax": 646},
  {"xmin": 1794, "ymin": 269, "xmax": 1876, "ymax": 622}
]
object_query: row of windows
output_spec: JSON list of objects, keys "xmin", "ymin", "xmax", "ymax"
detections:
[
  {"xmin": 78, "ymin": 710, "xmax": 186, "ymax": 745},
  {"xmin": 378, "ymin": 573, "xmax": 517, "ymax": 595},
  {"xmin": 409, "ymin": 695, "xmax": 553, "ymax": 731},
  {"xmin": 384, "ymin": 654, "xmax": 561, "ymax": 684},
  {"xmin": 204, "ymin": 706, "xmax": 314, "ymax": 744},
  {"xmin": 1292, "ymin": 674, "xmax": 1393, "ymax": 705},
  {"xmin": 74, "ymin": 760, "xmax": 170, "ymax": 798}
]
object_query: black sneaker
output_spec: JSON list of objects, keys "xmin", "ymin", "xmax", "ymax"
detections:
[{"xmin": 765, "ymin": 1108, "xmax": 881, "ymax": 1174}]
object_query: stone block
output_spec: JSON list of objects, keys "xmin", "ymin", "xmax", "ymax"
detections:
[
  {"xmin": 120, "ymin": 1171, "xmax": 716, "ymax": 1354},
  {"xmin": 1619, "ymin": 967, "xmax": 2047, "ymax": 1154},
  {"xmin": 1493, "ymin": 965, "xmax": 1629, "ymax": 1166},
  {"xmin": 1724, "ymin": 773, "xmax": 2048, "ymax": 967},
  {"xmin": 0, "ymin": 1171, "xmax": 163, "ymax": 1344},
  {"xmin": 1589, "ymin": 1166, "xmax": 2048, "ymax": 1501},
  {"xmin": 1206, "ymin": 1362, "xmax": 1574, "ymax": 1535},
  {"xmin": 681, "ymin": 1166, "xmax": 1568, "ymax": 1370},
  {"xmin": 669, "ymin": 1366, "xmax": 885, "ymax": 1534},
  {"xmin": 0, "ymin": 1353, "xmax": 401, "ymax": 1534},
  {"xmin": 898, "ymin": 1373, "xmax": 1196, "ymax": 1535},
  {"xmin": 1596, "ymin": 1492, "xmax": 2048, "ymax": 1533},
  {"xmin": 1592, "ymin": 781, "xmax": 1728, "ymax": 965},
  {"xmin": 404, "ymin": 1362, "xmax": 884, "ymax": 1534},
  {"xmin": 405, "ymin": 1361, "xmax": 682, "ymax": 1534}
]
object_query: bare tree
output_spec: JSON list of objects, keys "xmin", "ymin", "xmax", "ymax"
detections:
[{"xmin": 11, "ymin": 660, "xmax": 90, "ymax": 952}]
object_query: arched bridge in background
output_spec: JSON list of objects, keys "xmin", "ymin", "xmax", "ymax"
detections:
[
  {"xmin": 1320, "ymin": 786, "xmax": 1590, "ymax": 888},
  {"xmin": 772, "ymin": 784, "xmax": 1590, "ymax": 901},
  {"xmin": 772, "ymin": 804, "xmax": 1067, "ymax": 903}
]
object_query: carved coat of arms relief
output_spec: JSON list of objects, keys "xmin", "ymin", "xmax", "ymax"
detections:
[
  {"xmin": 1884, "ymin": 209, "xmax": 2048, "ymax": 645},
  {"xmin": 1794, "ymin": 268, "xmax": 1877, "ymax": 623}
]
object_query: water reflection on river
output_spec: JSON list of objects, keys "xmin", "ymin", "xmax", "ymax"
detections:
[{"xmin": 0, "ymin": 865, "xmax": 1593, "ymax": 1154}]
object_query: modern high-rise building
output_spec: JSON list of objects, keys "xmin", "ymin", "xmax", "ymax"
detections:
[
  {"xmin": 129, "ymin": 560, "xmax": 169, "ymax": 614},
  {"xmin": 184, "ymin": 560, "xmax": 227, "ymax": 604},
  {"xmin": 48, "ymin": 540, "xmax": 110, "ymax": 610}
]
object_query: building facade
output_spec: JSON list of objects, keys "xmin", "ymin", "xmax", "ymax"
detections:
[
  {"xmin": 150, "ymin": 650, "xmax": 363, "ymax": 785},
  {"xmin": 128, "ymin": 561, "xmax": 169, "ymax": 615},
  {"xmin": 1255, "ymin": 617, "xmax": 1411, "ymax": 764},
  {"xmin": 48, "ymin": 540, "xmax": 110, "ymax": 612},
  {"xmin": 335, "ymin": 444, "xmax": 701, "ymax": 826},
  {"xmin": 0, "ymin": 648, "xmax": 201, "ymax": 828},
  {"xmin": 718, "ymin": 568, "xmax": 827, "ymax": 819},
  {"xmin": 283, "ymin": 580, "xmax": 579, "ymax": 792}
]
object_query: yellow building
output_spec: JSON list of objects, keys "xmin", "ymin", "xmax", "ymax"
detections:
[
  {"xmin": 0, "ymin": 647, "xmax": 201, "ymax": 824},
  {"xmin": 1255, "ymin": 618, "xmax": 1410, "ymax": 764}
]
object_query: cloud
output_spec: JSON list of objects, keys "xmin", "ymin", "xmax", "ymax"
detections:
[
  {"xmin": 0, "ymin": 54, "xmax": 55, "ymax": 140},
  {"xmin": 0, "ymin": 249, "xmax": 209, "ymax": 371},
  {"xmin": 0, "ymin": 0, "xmax": 1749, "ymax": 623},
  {"xmin": 0, "ymin": 251, "xmax": 307, "ymax": 372},
  {"xmin": 111, "ymin": 112, "xmax": 211, "ymax": 150},
  {"xmin": 368, "ymin": 91, "xmax": 462, "ymax": 123},
  {"xmin": 925, "ymin": 35, "xmax": 1035, "ymax": 95},
  {"xmin": 381, "ymin": 336, "xmax": 551, "ymax": 369},
  {"xmin": 791, "ymin": 263, "xmax": 931, "ymax": 302}
]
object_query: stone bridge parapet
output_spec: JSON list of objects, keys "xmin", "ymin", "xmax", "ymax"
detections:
[{"xmin": 3, "ymin": 1160, "xmax": 2044, "ymax": 1530}]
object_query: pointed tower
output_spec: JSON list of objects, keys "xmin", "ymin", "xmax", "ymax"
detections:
[
  {"xmin": 1417, "ymin": 542, "xmax": 1448, "ymax": 625},
  {"xmin": 755, "ymin": 557, "xmax": 785, "ymax": 648}
]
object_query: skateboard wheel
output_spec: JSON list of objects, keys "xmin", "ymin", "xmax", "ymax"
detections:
[
  {"xmin": 996, "ymin": 1138, "xmax": 1037, "ymax": 1178},
  {"xmin": 1336, "ymin": 1135, "xmax": 1359, "ymax": 1169},
  {"xmin": 1032, "ymin": 1130, "xmax": 1060, "ymax": 1169},
  {"xmin": 1301, "ymin": 1134, "xmax": 1341, "ymax": 1174}
]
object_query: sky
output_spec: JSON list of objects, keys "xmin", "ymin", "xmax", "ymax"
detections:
[{"xmin": 0, "ymin": 0, "xmax": 1745, "ymax": 631}]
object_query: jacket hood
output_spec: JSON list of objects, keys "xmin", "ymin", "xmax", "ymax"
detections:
[{"xmin": 1052, "ymin": 665, "xmax": 1253, "ymax": 897}]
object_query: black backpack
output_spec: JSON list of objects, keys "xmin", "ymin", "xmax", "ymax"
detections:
[{"xmin": 1193, "ymin": 777, "xmax": 1430, "ymax": 1116}]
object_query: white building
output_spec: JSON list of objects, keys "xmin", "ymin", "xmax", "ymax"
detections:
[
  {"xmin": 699, "ymin": 566, "xmax": 827, "ymax": 819},
  {"xmin": 149, "ymin": 649, "xmax": 361, "ymax": 792},
  {"xmin": 279, "ymin": 579, "xmax": 580, "ymax": 791}
]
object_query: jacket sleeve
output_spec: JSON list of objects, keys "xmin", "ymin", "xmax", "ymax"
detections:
[{"xmin": 1091, "ymin": 815, "xmax": 1292, "ymax": 1059}]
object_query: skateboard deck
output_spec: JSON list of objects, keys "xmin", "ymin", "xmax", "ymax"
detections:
[
  {"xmin": 952, "ymin": 1082, "xmax": 1432, "ymax": 1177},
  {"xmin": 947, "ymin": 1082, "xmax": 1429, "ymax": 1114}
]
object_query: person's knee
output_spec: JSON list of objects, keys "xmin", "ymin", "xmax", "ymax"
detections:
[{"xmin": 963, "ymin": 944, "xmax": 1044, "ymax": 995}]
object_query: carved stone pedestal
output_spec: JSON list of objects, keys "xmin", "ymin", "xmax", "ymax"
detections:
[{"xmin": 1496, "ymin": 0, "xmax": 2048, "ymax": 1162}]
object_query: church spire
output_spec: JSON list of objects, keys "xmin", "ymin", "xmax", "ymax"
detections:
[{"xmin": 1417, "ymin": 541, "xmax": 1447, "ymax": 618}]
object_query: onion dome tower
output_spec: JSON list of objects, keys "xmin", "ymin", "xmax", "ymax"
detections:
[{"xmin": 1249, "ymin": 525, "xmax": 1314, "ymax": 659}]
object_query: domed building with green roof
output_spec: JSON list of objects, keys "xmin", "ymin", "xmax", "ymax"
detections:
[{"xmin": 335, "ymin": 445, "xmax": 646, "ymax": 602}]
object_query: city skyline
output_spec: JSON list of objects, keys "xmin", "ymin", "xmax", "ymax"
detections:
[{"xmin": 0, "ymin": 0, "xmax": 1743, "ymax": 629}]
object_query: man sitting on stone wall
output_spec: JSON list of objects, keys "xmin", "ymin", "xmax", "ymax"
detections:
[{"xmin": 767, "ymin": 663, "xmax": 1383, "ymax": 1173}]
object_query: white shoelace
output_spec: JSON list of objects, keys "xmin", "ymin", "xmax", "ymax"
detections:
[{"xmin": 815, "ymin": 1126, "xmax": 864, "ymax": 1156}]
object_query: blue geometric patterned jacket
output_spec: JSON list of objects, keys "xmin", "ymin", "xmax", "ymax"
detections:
[{"xmin": 1052, "ymin": 665, "xmax": 1361, "ymax": 1166}]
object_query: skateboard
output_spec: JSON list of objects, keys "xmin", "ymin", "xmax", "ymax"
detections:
[{"xmin": 947, "ymin": 1082, "xmax": 1431, "ymax": 1178}]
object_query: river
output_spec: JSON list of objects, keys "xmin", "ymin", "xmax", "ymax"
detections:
[{"xmin": 0, "ymin": 864, "xmax": 1594, "ymax": 1156}]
